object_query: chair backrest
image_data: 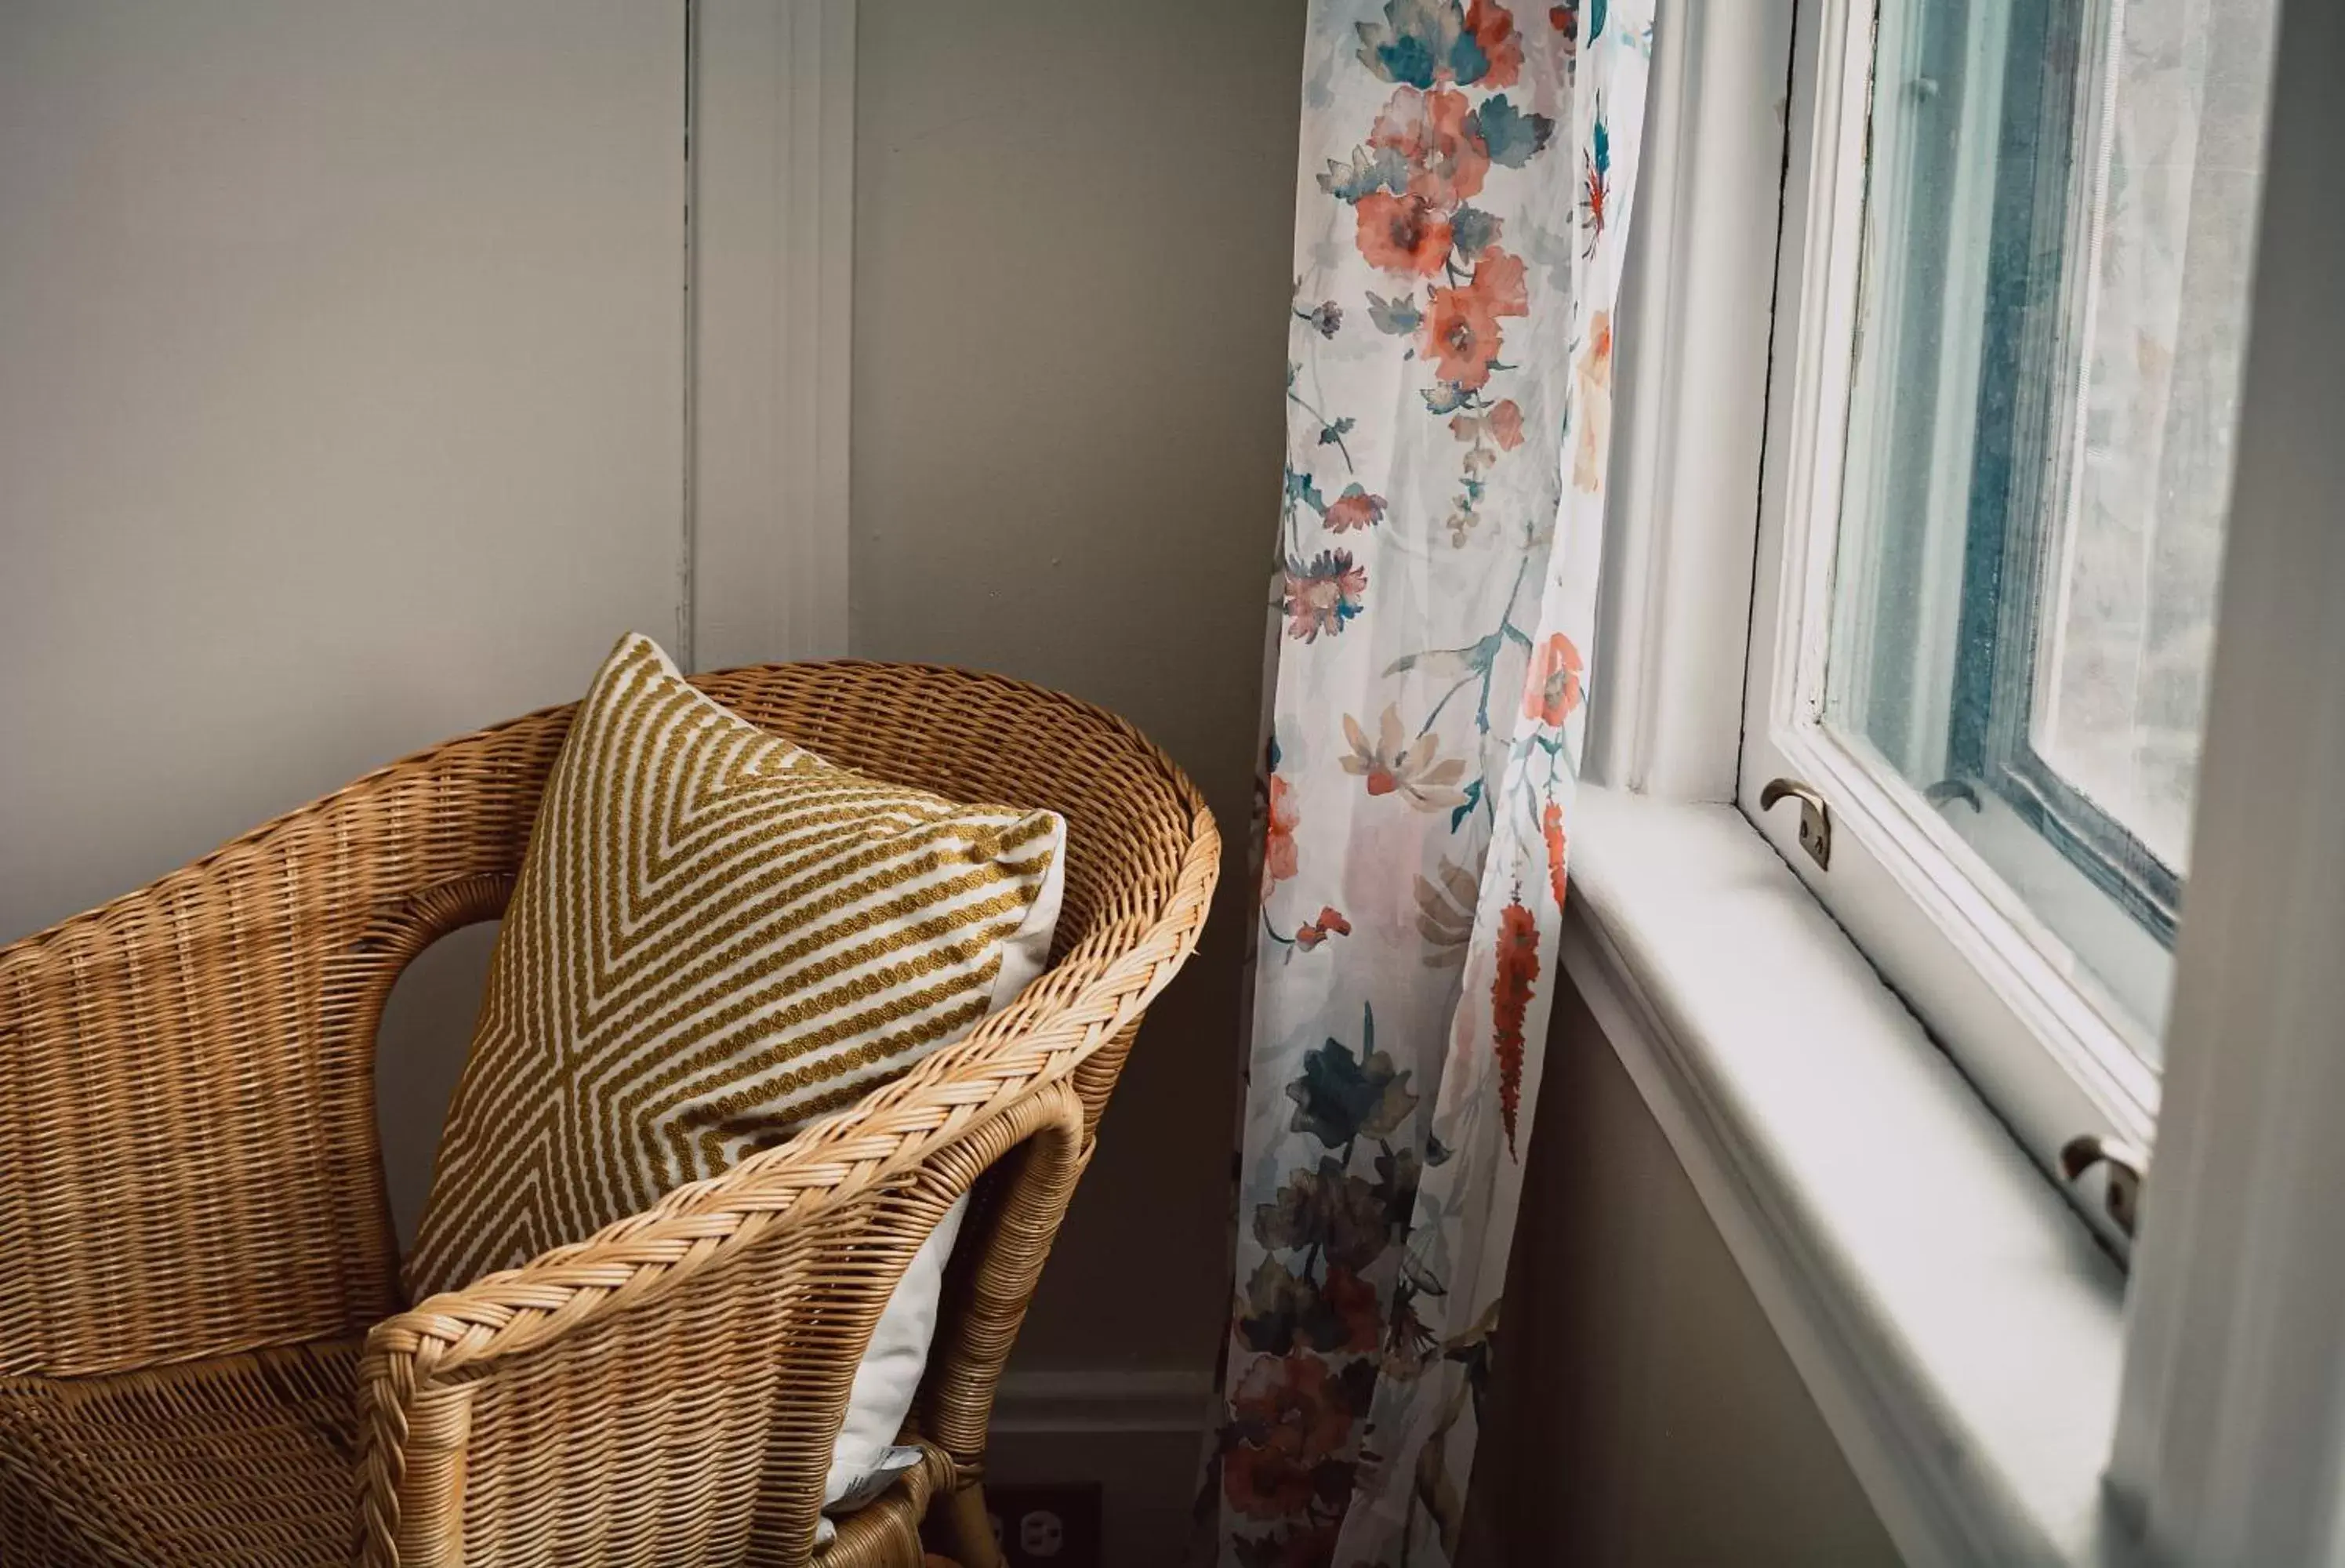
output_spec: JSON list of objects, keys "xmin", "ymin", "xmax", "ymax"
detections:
[
  {"xmin": 0, "ymin": 685, "xmax": 568, "ymax": 1376},
  {"xmin": 350, "ymin": 661, "xmax": 1218, "ymax": 1565}
]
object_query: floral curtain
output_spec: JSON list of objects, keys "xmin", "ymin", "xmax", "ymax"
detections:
[{"xmin": 1206, "ymin": 3, "xmax": 1650, "ymax": 1564}]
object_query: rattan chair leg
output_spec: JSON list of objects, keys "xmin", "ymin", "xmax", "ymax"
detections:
[{"xmin": 938, "ymin": 1478, "xmax": 1006, "ymax": 1568}]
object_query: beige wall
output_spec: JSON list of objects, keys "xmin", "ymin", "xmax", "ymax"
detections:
[
  {"xmin": 1467, "ymin": 986, "xmax": 1902, "ymax": 1566},
  {"xmin": 850, "ymin": 0, "xmax": 1301, "ymax": 1381},
  {"xmin": 0, "ymin": 3, "xmax": 689, "ymax": 948}
]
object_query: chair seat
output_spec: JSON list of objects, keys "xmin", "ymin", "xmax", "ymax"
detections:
[
  {"xmin": 0, "ymin": 1338, "xmax": 362, "ymax": 1566},
  {"xmin": 0, "ymin": 1334, "xmax": 953, "ymax": 1567}
]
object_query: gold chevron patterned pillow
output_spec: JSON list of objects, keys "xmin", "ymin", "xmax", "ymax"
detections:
[{"xmin": 408, "ymin": 633, "xmax": 1065, "ymax": 1298}]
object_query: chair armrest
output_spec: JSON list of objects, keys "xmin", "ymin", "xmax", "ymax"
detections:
[
  {"xmin": 353, "ymin": 994, "xmax": 1116, "ymax": 1566},
  {"xmin": 0, "ymin": 713, "xmax": 565, "ymax": 1378}
]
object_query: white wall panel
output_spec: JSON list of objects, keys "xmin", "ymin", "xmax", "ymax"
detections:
[{"xmin": 0, "ymin": 0, "xmax": 688, "ymax": 938}]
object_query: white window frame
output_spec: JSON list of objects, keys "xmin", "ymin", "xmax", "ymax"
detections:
[
  {"xmin": 1577, "ymin": 0, "xmax": 2345, "ymax": 1561},
  {"xmin": 1737, "ymin": 0, "xmax": 2153, "ymax": 1225}
]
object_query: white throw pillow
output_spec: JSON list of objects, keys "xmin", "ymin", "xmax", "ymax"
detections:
[
  {"xmin": 827, "ymin": 826, "xmax": 1064, "ymax": 1519},
  {"xmin": 823, "ymin": 1192, "xmax": 970, "ymax": 1515}
]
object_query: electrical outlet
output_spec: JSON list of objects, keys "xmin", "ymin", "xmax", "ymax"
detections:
[{"xmin": 982, "ymin": 1482, "xmax": 1102, "ymax": 1568}]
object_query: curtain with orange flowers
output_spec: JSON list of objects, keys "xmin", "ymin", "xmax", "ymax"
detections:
[{"xmin": 1207, "ymin": 4, "xmax": 1650, "ymax": 1563}]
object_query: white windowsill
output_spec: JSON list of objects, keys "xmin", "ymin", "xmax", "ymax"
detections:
[{"xmin": 1562, "ymin": 785, "xmax": 2132, "ymax": 1568}]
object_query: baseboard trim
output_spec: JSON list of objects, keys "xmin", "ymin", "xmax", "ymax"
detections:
[{"xmin": 989, "ymin": 1368, "xmax": 1215, "ymax": 1437}]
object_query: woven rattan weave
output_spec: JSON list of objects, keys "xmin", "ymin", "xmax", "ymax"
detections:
[{"xmin": 0, "ymin": 661, "xmax": 1219, "ymax": 1566}]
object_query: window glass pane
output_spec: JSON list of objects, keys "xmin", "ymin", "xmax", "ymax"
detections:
[
  {"xmin": 1821, "ymin": 0, "xmax": 2276, "ymax": 1057},
  {"xmin": 2033, "ymin": 0, "xmax": 2271, "ymax": 875}
]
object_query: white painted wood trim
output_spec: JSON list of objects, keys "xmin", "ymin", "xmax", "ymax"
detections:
[
  {"xmin": 989, "ymin": 1368, "xmax": 1214, "ymax": 1438},
  {"xmin": 688, "ymin": 0, "xmax": 855, "ymax": 670},
  {"xmin": 1585, "ymin": 24, "xmax": 2143, "ymax": 1559},
  {"xmin": 1562, "ymin": 786, "xmax": 2131, "ymax": 1568},
  {"xmin": 1585, "ymin": 0, "xmax": 1791, "ymax": 802},
  {"xmin": 2106, "ymin": 4, "xmax": 2345, "ymax": 1559}
]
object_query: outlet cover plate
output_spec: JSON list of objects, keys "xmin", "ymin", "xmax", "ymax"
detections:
[{"xmin": 982, "ymin": 1482, "xmax": 1103, "ymax": 1568}]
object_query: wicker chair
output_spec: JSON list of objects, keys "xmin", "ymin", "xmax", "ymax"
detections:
[{"xmin": 0, "ymin": 661, "xmax": 1219, "ymax": 1567}]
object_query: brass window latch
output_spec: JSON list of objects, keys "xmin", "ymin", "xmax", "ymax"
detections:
[
  {"xmin": 1761, "ymin": 778, "xmax": 1832, "ymax": 869},
  {"xmin": 2060, "ymin": 1134, "xmax": 2148, "ymax": 1240}
]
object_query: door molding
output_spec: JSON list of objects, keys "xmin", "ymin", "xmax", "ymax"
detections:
[{"xmin": 687, "ymin": 0, "xmax": 856, "ymax": 670}]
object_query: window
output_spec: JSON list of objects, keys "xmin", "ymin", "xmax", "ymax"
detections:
[{"xmin": 1742, "ymin": 0, "xmax": 2278, "ymax": 1196}]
